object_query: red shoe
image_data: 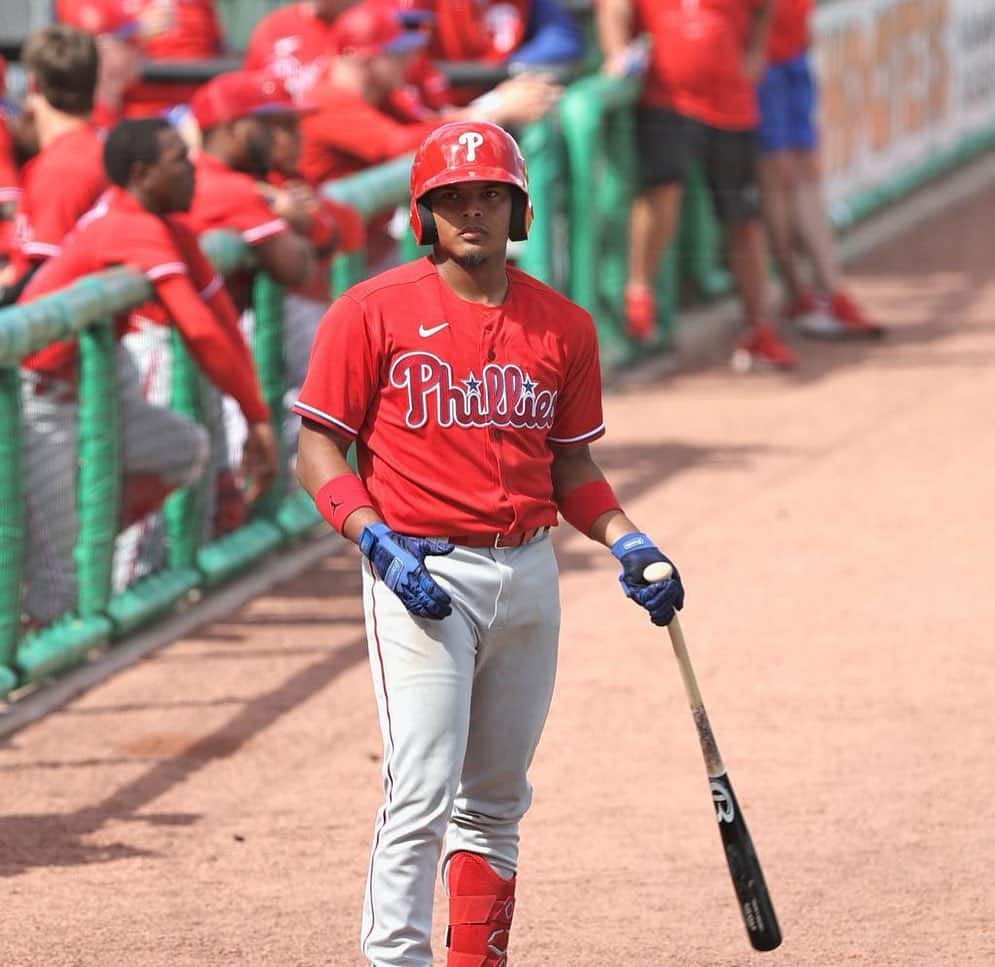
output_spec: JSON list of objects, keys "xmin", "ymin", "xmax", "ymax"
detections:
[
  {"xmin": 624, "ymin": 284, "xmax": 657, "ymax": 341},
  {"xmin": 783, "ymin": 288, "xmax": 818, "ymax": 325},
  {"xmin": 829, "ymin": 290, "xmax": 885, "ymax": 338},
  {"xmin": 731, "ymin": 324, "xmax": 798, "ymax": 372}
]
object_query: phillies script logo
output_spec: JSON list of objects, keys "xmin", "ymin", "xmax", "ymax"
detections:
[{"xmin": 389, "ymin": 352, "xmax": 557, "ymax": 430}]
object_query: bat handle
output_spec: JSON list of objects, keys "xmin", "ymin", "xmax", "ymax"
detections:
[{"xmin": 642, "ymin": 561, "xmax": 673, "ymax": 583}]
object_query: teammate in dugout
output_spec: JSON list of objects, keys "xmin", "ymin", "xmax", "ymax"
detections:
[{"xmin": 294, "ymin": 121, "xmax": 686, "ymax": 966}]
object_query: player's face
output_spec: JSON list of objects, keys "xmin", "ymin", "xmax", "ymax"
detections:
[
  {"xmin": 233, "ymin": 115, "xmax": 274, "ymax": 177},
  {"xmin": 367, "ymin": 51, "xmax": 411, "ymax": 101},
  {"xmin": 428, "ymin": 181, "xmax": 513, "ymax": 264},
  {"xmin": 267, "ymin": 114, "xmax": 302, "ymax": 176},
  {"xmin": 153, "ymin": 128, "xmax": 196, "ymax": 213}
]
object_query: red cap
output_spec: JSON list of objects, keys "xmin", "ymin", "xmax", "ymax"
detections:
[
  {"xmin": 331, "ymin": 2, "xmax": 429, "ymax": 57},
  {"xmin": 191, "ymin": 71, "xmax": 313, "ymax": 130}
]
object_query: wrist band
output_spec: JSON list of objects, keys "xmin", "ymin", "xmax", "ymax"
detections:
[
  {"xmin": 315, "ymin": 473, "xmax": 374, "ymax": 534},
  {"xmin": 557, "ymin": 479, "xmax": 621, "ymax": 537}
]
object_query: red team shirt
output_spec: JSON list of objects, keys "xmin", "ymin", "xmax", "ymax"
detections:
[
  {"xmin": 9, "ymin": 125, "xmax": 106, "ymax": 273},
  {"xmin": 0, "ymin": 118, "xmax": 19, "ymax": 259},
  {"xmin": 767, "ymin": 0, "xmax": 812, "ymax": 63},
  {"xmin": 419, "ymin": 0, "xmax": 532, "ymax": 62},
  {"xmin": 293, "ymin": 258, "xmax": 605, "ymax": 536},
  {"xmin": 244, "ymin": 3, "xmax": 341, "ymax": 99},
  {"xmin": 184, "ymin": 152, "xmax": 289, "ymax": 245},
  {"xmin": 299, "ymin": 86, "xmax": 441, "ymax": 183},
  {"xmin": 635, "ymin": 0, "xmax": 763, "ymax": 130},
  {"xmin": 21, "ymin": 187, "xmax": 268, "ymax": 422},
  {"xmin": 58, "ymin": 0, "xmax": 223, "ymax": 116}
]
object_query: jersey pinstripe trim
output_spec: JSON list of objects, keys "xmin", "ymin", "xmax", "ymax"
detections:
[
  {"xmin": 22, "ymin": 241, "xmax": 62, "ymax": 258},
  {"xmin": 292, "ymin": 401, "xmax": 359, "ymax": 437},
  {"xmin": 199, "ymin": 274, "xmax": 224, "ymax": 300},
  {"xmin": 146, "ymin": 261, "xmax": 188, "ymax": 281},
  {"xmin": 242, "ymin": 217, "xmax": 289, "ymax": 244},
  {"xmin": 547, "ymin": 422, "xmax": 605, "ymax": 445}
]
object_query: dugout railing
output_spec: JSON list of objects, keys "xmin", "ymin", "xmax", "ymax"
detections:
[
  {"xmin": 0, "ymin": 74, "xmax": 740, "ymax": 698},
  {"xmin": 0, "ymin": 235, "xmax": 325, "ymax": 695}
]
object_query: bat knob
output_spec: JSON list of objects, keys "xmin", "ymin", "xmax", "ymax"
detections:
[{"xmin": 642, "ymin": 561, "xmax": 673, "ymax": 583}]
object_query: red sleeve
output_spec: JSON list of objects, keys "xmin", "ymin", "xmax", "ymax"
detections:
[
  {"xmin": 0, "ymin": 122, "xmax": 19, "ymax": 207},
  {"xmin": 301, "ymin": 100, "xmax": 441, "ymax": 180},
  {"xmin": 318, "ymin": 198, "xmax": 365, "ymax": 253},
  {"xmin": 166, "ymin": 217, "xmax": 225, "ymax": 297},
  {"xmin": 154, "ymin": 274, "xmax": 269, "ymax": 423},
  {"xmin": 548, "ymin": 308, "xmax": 606, "ymax": 446},
  {"xmin": 292, "ymin": 294, "xmax": 381, "ymax": 439},
  {"xmin": 243, "ymin": 16, "xmax": 276, "ymax": 71},
  {"xmin": 22, "ymin": 169, "xmax": 106, "ymax": 260},
  {"xmin": 195, "ymin": 176, "xmax": 290, "ymax": 246},
  {"xmin": 58, "ymin": 0, "xmax": 135, "ymax": 35}
]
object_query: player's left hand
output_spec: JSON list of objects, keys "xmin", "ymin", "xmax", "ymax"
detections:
[{"xmin": 611, "ymin": 532, "xmax": 684, "ymax": 627}]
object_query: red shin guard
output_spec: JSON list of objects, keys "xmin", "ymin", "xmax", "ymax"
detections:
[{"xmin": 446, "ymin": 852, "xmax": 516, "ymax": 967}]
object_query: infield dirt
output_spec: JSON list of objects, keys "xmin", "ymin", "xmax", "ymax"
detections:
[{"xmin": 2, "ymin": 187, "xmax": 994, "ymax": 966}]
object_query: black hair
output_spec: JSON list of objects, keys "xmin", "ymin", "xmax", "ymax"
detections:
[{"xmin": 103, "ymin": 118, "xmax": 173, "ymax": 188}]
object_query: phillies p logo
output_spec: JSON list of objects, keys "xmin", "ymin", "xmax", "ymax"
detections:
[{"xmin": 458, "ymin": 131, "xmax": 485, "ymax": 162}]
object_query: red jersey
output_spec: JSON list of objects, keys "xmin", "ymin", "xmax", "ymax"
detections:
[
  {"xmin": 185, "ymin": 152, "xmax": 289, "ymax": 245},
  {"xmin": 299, "ymin": 85, "xmax": 441, "ymax": 184},
  {"xmin": 293, "ymin": 258, "xmax": 605, "ymax": 536},
  {"xmin": 767, "ymin": 0, "xmax": 812, "ymax": 64},
  {"xmin": 58, "ymin": 0, "xmax": 222, "ymax": 115},
  {"xmin": 635, "ymin": 0, "xmax": 762, "ymax": 130},
  {"xmin": 21, "ymin": 187, "xmax": 267, "ymax": 422},
  {"xmin": 9, "ymin": 124, "xmax": 106, "ymax": 273},
  {"xmin": 424, "ymin": 0, "xmax": 531, "ymax": 62},
  {"xmin": 244, "ymin": 3, "xmax": 340, "ymax": 100},
  {"xmin": 0, "ymin": 117, "xmax": 18, "ymax": 209}
]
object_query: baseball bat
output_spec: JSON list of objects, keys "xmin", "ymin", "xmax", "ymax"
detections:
[{"xmin": 644, "ymin": 561, "xmax": 782, "ymax": 952}]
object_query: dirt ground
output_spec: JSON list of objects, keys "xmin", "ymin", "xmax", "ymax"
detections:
[{"xmin": 3, "ymin": 186, "xmax": 995, "ymax": 967}]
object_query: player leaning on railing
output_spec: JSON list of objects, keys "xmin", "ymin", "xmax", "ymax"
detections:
[
  {"xmin": 0, "ymin": 25, "xmax": 106, "ymax": 308},
  {"xmin": 17, "ymin": 118, "xmax": 277, "ymax": 626}
]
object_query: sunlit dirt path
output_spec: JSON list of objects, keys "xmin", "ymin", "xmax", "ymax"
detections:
[{"xmin": 2, "ymin": 188, "xmax": 994, "ymax": 967}]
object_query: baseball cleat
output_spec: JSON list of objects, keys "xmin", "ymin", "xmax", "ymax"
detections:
[
  {"xmin": 731, "ymin": 324, "xmax": 798, "ymax": 372},
  {"xmin": 624, "ymin": 283, "xmax": 658, "ymax": 341},
  {"xmin": 794, "ymin": 290, "xmax": 885, "ymax": 339}
]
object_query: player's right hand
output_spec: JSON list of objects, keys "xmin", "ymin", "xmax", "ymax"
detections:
[
  {"xmin": 358, "ymin": 524, "xmax": 455, "ymax": 620},
  {"xmin": 241, "ymin": 420, "xmax": 279, "ymax": 503},
  {"xmin": 611, "ymin": 532, "xmax": 685, "ymax": 627}
]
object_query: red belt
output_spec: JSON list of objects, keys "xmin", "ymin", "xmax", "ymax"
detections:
[{"xmin": 447, "ymin": 526, "xmax": 549, "ymax": 549}]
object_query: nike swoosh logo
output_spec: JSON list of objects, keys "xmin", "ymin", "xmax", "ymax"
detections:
[{"xmin": 418, "ymin": 322, "xmax": 449, "ymax": 338}]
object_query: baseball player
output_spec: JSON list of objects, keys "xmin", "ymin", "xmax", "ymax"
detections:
[
  {"xmin": 294, "ymin": 120, "xmax": 685, "ymax": 967},
  {"xmin": 19, "ymin": 117, "xmax": 277, "ymax": 624},
  {"xmin": 757, "ymin": 0, "xmax": 883, "ymax": 337},
  {"xmin": 0, "ymin": 26, "xmax": 106, "ymax": 307}
]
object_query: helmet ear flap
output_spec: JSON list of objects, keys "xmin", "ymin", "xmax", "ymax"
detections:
[
  {"xmin": 416, "ymin": 199, "xmax": 437, "ymax": 245},
  {"xmin": 509, "ymin": 189, "xmax": 530, "ymax": 242}
]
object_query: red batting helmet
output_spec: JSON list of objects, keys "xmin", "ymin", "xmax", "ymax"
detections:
[{"xmin": 408, "ymin": 121, "xmax": 532, "ymax": 245}]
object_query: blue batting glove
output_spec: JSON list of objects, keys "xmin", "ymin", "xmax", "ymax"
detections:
[
  {"xmin": 359, "ymin": 523, "xmax": 455, "ymax": 620},
  {"xmin": 611, "ymin": 531, "xmax": 685, "ymax": 627}
]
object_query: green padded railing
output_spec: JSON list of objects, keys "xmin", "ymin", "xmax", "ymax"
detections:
[
  {"xmin": 0, "ymin": 230, "xmax": 326, "ymax": 694},
  {"xmin": 558, "ymin": 72, "xmax": 679, "ymax": 368}
]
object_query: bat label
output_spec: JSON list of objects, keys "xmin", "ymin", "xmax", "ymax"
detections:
[{"xmin": 711, "ymin": 778, "xmax": 735, "ymax": 823}]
